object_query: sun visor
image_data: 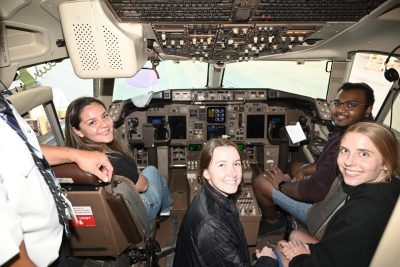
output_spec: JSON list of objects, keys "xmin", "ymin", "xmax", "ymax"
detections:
[{"xmin": 59, "ymin": 0, "xmax": 147, "ymax": 78}]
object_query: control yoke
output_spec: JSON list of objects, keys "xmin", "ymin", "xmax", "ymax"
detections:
[
  {"xmin": 267, "ymin": 116, "xmax": 309, "ymax": 173},
  {"xmin": 142, "ymin": 122, "xmax": 171, "ymax": 147},
  {"xmin": 267, "ymin": 121, "xmax": 287, "ymax": 146}
]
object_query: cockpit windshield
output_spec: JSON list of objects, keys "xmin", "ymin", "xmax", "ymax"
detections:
[{"xmin": 113, "ymin": 60, "xmax": 330, "ymax": 101}]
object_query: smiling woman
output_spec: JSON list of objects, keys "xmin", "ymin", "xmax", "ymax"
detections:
[
  {"xmin": 71, "ymin": 102, "xmax": 114, "ymax": 145},
  {"xmin": 64, "ymin": 97, "xmax": 173, "ymax": 221},
  {"xmin": 277, "ymin": 122, "xmax": 400, "ymax": 267},
  {"xmin": 338, "ymin": 122, "xmax": 398, "ymax": 185},
  {"xmin": 338, "ymin": 132, "xmax": 388, "ymax": 186},
  {"xmin": 173, "ymin": 138, "xmax": 278, "ymax": 267},
  {"xmin": 201, "ymin": 145, "xmax": 242, "ymax": 196}
]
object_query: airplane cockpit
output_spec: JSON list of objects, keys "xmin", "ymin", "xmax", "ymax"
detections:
[{"xmin": 1, "ymin": 0, "xmax": 400, "ymax": 266}]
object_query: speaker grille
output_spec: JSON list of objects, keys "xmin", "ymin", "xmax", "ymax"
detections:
[
  {"xmin": 103, "ymin": 26, "xmax": 123, "ymax": 70},
  {"xmin": 60, "ymin": 0, "xmax": 146, "ymax": 78},
  {"xmin": 73, "ymin": 23, "xmax": 99, "ymax": 71}
]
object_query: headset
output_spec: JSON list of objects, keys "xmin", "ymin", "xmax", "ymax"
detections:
[{"xmin": 384, "ymin": 45, "xmax": 400, "ymax": 82}]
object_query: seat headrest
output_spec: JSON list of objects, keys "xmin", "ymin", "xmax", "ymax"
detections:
[{"xmin": 53, "ymin": 162, "xmax": 100, "ymax": 185}]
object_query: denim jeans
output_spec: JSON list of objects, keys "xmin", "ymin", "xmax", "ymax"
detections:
[
  {"xmin": 272, "ymin": 188, "xmax": 312, "ymax": 224},
  {"xmin": 139, "ymin": 166, "xmax": 174, "ymax": 220}
]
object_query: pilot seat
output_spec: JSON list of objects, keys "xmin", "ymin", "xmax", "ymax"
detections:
[{"xmin": 53, "ymin": 163, "xmax": 174, "ymax": 266}]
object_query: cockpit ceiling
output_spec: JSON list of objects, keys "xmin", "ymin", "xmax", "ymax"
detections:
[{"xmin": 106, "ymin": 0, "xmax": 387, "ymax": 63}]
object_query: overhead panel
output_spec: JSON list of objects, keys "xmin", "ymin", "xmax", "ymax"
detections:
[{"xmin": 105, "ymin": 0, "xmax": 386, "ymax": 63}]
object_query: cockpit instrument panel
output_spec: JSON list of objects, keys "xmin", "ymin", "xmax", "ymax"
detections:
[
  {"xmin": 207, "ymin": 107, "xmax": 226, "ymax": 123},
  {"xmin": 115, "ymin": 89, "xmax": 324, "ymax": 172}
]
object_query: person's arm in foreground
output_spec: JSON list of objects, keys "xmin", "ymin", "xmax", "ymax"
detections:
[
  {"xmin": 264, "ymin": 166, "xmax": 302, "ymax": 200},
  {"xmin": 40, "ymin": 144, "xmax": 113, "ymax": 182},
  {"xmin": 4, "ymin": 242, "xmax": 35, "ymax": 267},
  {"xmin": 254, "ymin": 246, "xmax": 279, "ymax": 267},
  {"xmin": 291, "ymin": 162, "xmax": 317, "ymax": 181}
]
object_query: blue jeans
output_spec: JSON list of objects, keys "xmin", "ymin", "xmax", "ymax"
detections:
[
  {"xmin": 139, "ymin": 166, "xmax": 174, "ymax": 220},
  {"xmin": 272, "ymin": 188, "xmax": 312, "ymax": 224}
]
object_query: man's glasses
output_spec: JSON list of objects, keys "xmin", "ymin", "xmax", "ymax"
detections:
[{"xmin": 329, "ymin": 100, "xmax": 365, "ymax": 110}]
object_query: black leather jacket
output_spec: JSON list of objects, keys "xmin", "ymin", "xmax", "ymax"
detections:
[{"xmin": 173, "ymin": 183, "xmax": 277, "ymax": 267}]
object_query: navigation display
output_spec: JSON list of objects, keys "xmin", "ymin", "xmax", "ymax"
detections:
[
  {"xmin": 207, "ymin": 107, "xmax": 225, "ymax": 123},
  {"xmin": 247, "ymin": 115, "xmax": 265, "ymax": 139},
  {"xmin": 169, "ymin": 116, "xmax": 186, "ymax": 139}
]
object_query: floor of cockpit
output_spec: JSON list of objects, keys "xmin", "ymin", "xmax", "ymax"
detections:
[{"xmin": 155, "ymin": 168, "xmax": 188, "ymax": 266}]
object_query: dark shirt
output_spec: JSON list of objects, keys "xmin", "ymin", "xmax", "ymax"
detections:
[
  {"xmin": 291, "ymin": 178, "xmax": 400, "ymax": 267},
  {"xmin": 107, "ymin": 152, "xmax": 139, "ymax": 184},
  {"xmin": 298, "ymin": 128, "xmax": 345, "ymax": 202},
  {"xmin": 173, "ymin": 183, "xmax": 278, "ymax": 267}
]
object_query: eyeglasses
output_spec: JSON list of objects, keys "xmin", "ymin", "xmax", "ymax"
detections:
[{"xmin": 329, "ymin": 100, "xmax": 365, "ymax": 110}]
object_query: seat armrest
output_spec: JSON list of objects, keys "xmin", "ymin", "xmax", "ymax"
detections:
[
  {"xmin": 106, "ymin": 193, "xmax": 143, "ymax": 244},
  {"xmin": 53, "ymin": 163, "xmax": 100, "ymax": 185}
]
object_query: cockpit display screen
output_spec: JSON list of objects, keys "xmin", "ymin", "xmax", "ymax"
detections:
[
  {"xmin": 236, "ymin": 143, "xmax": 245, "ymax": 151},
  {"xmin": 207, "ymin": 125, "xmax": 226, "ymax": 139},
  {"xmin": 246, "ymin": 115, "xmax": 265, "ymax": 139},
  {"xmin": 169, "ymin": 116, "xmax": 186, "ymax": 139},
  {"xmin": 188, "ymin": 144, "xmax": 203, "ymax": 152},
  {"xmin": 148, "ymin": 116, "xmax": 165, "ymax": 126},
  {"xmin": 207, "ymin": 107, "xmax": 225, "ymax": 123}
]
